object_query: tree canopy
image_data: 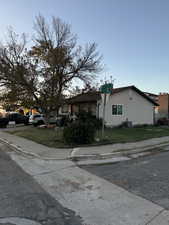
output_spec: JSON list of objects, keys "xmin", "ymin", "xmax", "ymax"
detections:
[{"xmin": 0, "ymin": 15, "xmax": 102, "ymax": 115}]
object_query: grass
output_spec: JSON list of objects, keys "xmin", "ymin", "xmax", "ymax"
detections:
[
  {"xmin": 96, "ymin": 126, "xmax": 169, "ymax": 143},
  {"xmin": 6, "ymin": 125, "xmax": 169, "ymax": 148},
  {"xmin": 7, "ymin": 127, "xmax": 65, "ymax": 148}
]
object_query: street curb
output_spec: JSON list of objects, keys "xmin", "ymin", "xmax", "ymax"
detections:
[
  {"xmin": 0, "ymin": 217, "xmax": 41, "ymax": 225},
  {"xmin": 69, "ymin": 142, "xmax": 169, "ymax": 162},
  {"xmin": 0, "ymin": 137, "xmax": 69, "ymax": 161},
  {"xmin": 1, "ymin": 136, "xmax": 169, "ymax": 163}
]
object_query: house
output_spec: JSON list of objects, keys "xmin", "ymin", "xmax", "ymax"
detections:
[
  {"xmin": 98, "ymin": 86, "xmax": 158, "ymax": 126},
  {"xmin": 156, "ymin": 93, "xmax": 169, "ymax": 119},
  {"xmin": 144, "ymin": 92, "xmax": 169, "ymax": 120},
  {"xmin": 62, "ymin": 85, "xmax": 158, "ymax": 127},
  {"xmin": 66, "ymin": 92, "xmax": 100, "ymax": 116}
]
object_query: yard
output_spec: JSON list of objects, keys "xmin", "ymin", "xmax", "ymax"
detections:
[{"xmin": 7, "ymin": 125, "xmax": 169, "ymax": 148}]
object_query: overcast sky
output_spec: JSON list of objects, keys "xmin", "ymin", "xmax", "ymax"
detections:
[{"xmin": 0, "ymin": 0, "xmax": 169, "ymax": 94}]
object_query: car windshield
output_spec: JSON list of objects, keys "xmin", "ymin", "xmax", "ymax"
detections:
[{"xmin": 33, "ymin": 115, "xmax": 42, "ymax": 118}]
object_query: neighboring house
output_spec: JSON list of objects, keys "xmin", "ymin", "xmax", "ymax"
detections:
[
  {"xmin": 156, "ymin": 93, "xmax": 169, "ymax": 119},
  {"xmin": 144, "ymin": 92, "xmax": 169, "ymax": 120},
  {"xmin": 61, "ymin": 85, "xmax": 158, "ymax": 127}
]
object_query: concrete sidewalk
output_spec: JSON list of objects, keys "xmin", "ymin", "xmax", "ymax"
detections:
[
  {"xmin": 1, "ymin": 131, "xmax": 169, "ymax": 224},
  {"xmin": 7, "ymin": 148, "xmax": 169, "ymax": 225},
  {"xmin": 73, "ymin": 136, "xmax": 169, "ymax": 165},
  {"xmin": 72, "ymin": 136, "xmax": 169, "ymax": 157},
  {"xmin": 1, "ymin": 130, "xmax": 169, "ymax": 163},
  {"xmin": 0, "ymin": 130, "xmax": 72, "ymax": 160}
]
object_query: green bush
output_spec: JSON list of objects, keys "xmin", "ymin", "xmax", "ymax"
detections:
[
  {"xmin": 77, "ymin": 111, "xmax": 102, "ymax": 129},
  {"xmin": 63, "ymin": 121, "xmax": 96, "ymax": 144}
]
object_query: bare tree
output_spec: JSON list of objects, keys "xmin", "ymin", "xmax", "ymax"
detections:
[
  {"xmin": 0, "ymin": 15, "xmax": 102, "ymax": 118},
  {"xmin": 0, "ymin": 29, "xmax": 40, "ymax": 108}
]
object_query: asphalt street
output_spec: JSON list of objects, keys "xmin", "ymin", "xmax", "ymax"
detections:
[
  {"xmin": 82, "ymin": 150, "xmax": 169, "ymax": 210},
  {"xmin": 0, "ymin": 145, "xmax": 82, "ymax": 225}
]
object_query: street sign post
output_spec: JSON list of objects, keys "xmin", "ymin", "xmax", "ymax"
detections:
[
  {"xmin": 100, "ymin": 83, "xmax": 113, "ymax": 94},
  {"xmin": 100, "ymin": 83, "xmax": 113, "ymax": 137}
]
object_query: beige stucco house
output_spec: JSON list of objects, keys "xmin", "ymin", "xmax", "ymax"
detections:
[
  {"xmin": 62, "ymin": 86, "xmax": 158, "ymax": 127},
  {"xmin": 98, "ymin": 86, "xmax": 158, "ymax": 126}
]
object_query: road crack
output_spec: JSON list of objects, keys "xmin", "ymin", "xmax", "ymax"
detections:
[{"xmin": 145, "ymin": 209, "xmax": 165, "ymax": 225}]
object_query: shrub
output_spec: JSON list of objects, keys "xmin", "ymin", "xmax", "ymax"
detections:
[
  {"xmin": 63, "ymin": 121, "xmax": 96, "ymax": 144},
  {"xmin": 77, "ymin": 111, "xmax": 102, "ymax": 130}
]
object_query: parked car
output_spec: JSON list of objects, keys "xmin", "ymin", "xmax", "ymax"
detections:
[
  {"xmin": 0, "ymin": 117, "xmax": 9, "ymax": 128},
  {"xmin": 7, "ymin": 112, "xmax": 29, "ymax": 125},
  {"xmin": 29, "ymin": 114, "xmax": 74, "ymax": 127},
  {"xmin": 29, "ymin": 114, "xmax": 45, "ymax": 127}
]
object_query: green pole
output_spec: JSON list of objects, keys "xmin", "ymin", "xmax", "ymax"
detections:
[{"xmin": 102, "ymin": 93, "xmax": 106, "ymax": 138}]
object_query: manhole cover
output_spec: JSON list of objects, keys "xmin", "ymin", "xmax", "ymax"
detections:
[{"xmin": 0, "ymin": 217, "xmax": 41, "ymax": 225}]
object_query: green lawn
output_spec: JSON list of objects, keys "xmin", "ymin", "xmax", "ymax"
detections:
[
  {"xmin": 7, "ymin": 125, "xmax": 169, "ymax": 148},
  {"xmin": 96, "ymin": 126, "xmax": 169, "ymax": 143},
  {"xmin": 8, "ymin": 127, "xmax": 65, "ymax": 148}
]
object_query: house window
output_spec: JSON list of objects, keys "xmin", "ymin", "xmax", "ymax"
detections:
[{"xmin": 112, "ymin": 105, "xmax": 123, "ymax": 115}]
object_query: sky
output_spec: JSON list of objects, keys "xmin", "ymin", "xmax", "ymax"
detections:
[{"xmin": 0, "ymin": 0, "xmax": 169, "ymax": 94}]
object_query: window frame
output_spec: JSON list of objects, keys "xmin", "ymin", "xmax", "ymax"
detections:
[{"xmin": 112, "ymin": 104, "xmax": 123, "ymax": 116}]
